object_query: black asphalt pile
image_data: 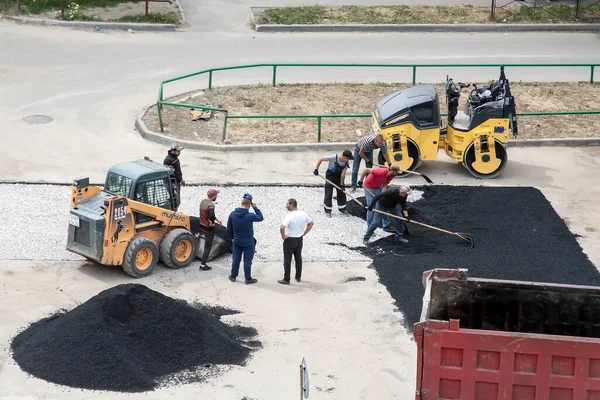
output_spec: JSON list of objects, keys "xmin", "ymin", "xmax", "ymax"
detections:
[
  {"xmin": 346, "ymin": 197, "xmax": 367, "ymax": 219},
  {"xmin": 347, "ymin": 185, "xmax": 600, "ymax": 332},
  {"xmin": 10, "ymin": 284, "xmax": 258, "ymax": 392}
]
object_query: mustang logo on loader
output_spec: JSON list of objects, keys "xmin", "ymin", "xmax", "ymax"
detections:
[
  {"xmin": 111, "ymin": 220, "xmax": 124, "ymax": 245},
  {"xmin": 162, "ymin": 211, "xmax": 185, "ymax": 222}
]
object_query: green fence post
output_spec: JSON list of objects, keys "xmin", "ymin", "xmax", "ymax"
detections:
[
  {"xmin": 317, "ymin": 117, "xmax": 322, "ymax": 142},
  {"xmin": 412, "ymin": 66, "xmax": 417, "ymax": 85},
  {"xmin": 591, "ymin": 65, "xmax": 595, "ymax": 84},
  {"xmin": 272, "ymin": 65, "xmax": 277, "ymax": 87},
  {"xmin": 208, "ymin": 70, "xmax": 213, "ymax": 90},
  {"xmin": 157, "ymin": 102, "xmax": 164, "ymax": 133},
  {"xmin": 222, "ymin": 113, "xmax": 228, "ymax": 141}
]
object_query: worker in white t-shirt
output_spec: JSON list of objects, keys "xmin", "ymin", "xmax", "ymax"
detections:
[{"xmin": 278, "ymin": 198, "xmax": 314, "ymax": 285}]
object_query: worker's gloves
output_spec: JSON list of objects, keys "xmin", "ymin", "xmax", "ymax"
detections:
[
  {"xmin": 404, "ymin": 214, "xmax": 410, "ymax": 222},
  {"xmin": 357, "ymin": 181, "xmax": 363, "ymax": 188},
  {"xmin": 313, "ymin": 169, "xmax": 319, "ymax": 176}
]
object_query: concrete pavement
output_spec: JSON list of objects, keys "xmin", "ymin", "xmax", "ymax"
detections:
[
  {"xmin": 0, "ymin": 11, "xmax": 599, "ymax": 399},
  {"xmin": 1, "ymin": 19, "xmax": 599, "ymax": 183}
]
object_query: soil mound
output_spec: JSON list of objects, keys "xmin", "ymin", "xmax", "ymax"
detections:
[{"xmin": 11, "ymin": 284, "xmax": 258, "ymax": 392}]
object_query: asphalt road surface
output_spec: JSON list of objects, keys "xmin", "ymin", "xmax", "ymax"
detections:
[{"xmin": 0, "ymin": 16, "xmax": 599, "ymax": 183}]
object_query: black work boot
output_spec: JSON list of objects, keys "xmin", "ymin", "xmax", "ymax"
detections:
[
  {"xmin": 278, "ymin": 279, "xmax": 290, "ymax": 285},
  {"xmin": 245, "ymin": 278, "xmax": 258, "ymax": 284},
  {"xmin": 228, "ymin": 275, "xmax": 236, "ymax": 282}
]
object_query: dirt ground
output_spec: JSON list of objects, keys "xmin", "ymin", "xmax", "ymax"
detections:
[
  {"xmin": 0, "ymin": 260, "xmax": 417, "ymax": 399},
  {"xmin": 143, "ymin": 82, "xmax": 600, "ymax": 144},
  {"xmin": 26, "ymin": 2, "xmax": 180, "ymax": 22},
  {"xmin": 252, "ymin": 4, "xmax": 600, "ymax": 25}
]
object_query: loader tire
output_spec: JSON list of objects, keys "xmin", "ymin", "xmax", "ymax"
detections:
[
  {"xmin": 122, "ymin": 237, "xmax": 159, "ymax": 278},
  {"xmin": 160, "ymin": 228, "xmax": 197, "ymax": 269}
]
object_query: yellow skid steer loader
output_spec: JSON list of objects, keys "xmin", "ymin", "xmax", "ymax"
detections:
[{"xmin": 66, "ymin": 159, "xmax": 198, "ymax": 278}]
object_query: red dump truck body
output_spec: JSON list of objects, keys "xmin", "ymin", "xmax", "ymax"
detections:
[{"xmin": 414, "ymin": 268, "xmax": 600, "ymax": 400}]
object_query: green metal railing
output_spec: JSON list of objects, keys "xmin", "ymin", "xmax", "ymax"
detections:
[{"xmin": 156, "ymin": 63, "xmax": 600, "ymax": 141}]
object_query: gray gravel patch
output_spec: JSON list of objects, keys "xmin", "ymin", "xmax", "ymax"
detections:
[{"xmin": 0, "ymin": 184, "xmax": 423, "ymax": 263}]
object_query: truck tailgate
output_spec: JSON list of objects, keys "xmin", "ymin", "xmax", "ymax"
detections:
[{"xmin": 414, "ymin": 269, "xmax": 600, "ymax": 400}]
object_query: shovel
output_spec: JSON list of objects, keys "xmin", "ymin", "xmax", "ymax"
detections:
[
  {"xmin": 317, "ymin": 173, "xmax": 474, "ymax": 248},
  {"xmin": 362, "ymin": 185, "xmax": 410, "ymax": 236},
  {"xmin": 373, "ymin": 163, "xmax": 433, "ymax": 184}
]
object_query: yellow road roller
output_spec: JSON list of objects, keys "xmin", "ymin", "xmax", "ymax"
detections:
[{"xmin": 373, "ymin": 67, "xmax": 518, "ymax": 179}]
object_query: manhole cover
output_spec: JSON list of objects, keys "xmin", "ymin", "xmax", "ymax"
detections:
[{"xmin": 23, "ymin": 115, "xmax": 53, "ymax": 125}]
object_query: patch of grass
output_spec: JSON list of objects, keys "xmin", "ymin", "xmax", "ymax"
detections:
[
  {"xmin": 0, "ymin": 0, "xmax": 18, "ymax": 14},
  {"xmin": 15, "ymin": 0, "xmax": 119, "ymax": 14},
  {"xmin": 116, "ymin": 11, "xmax": 179, "ymax": 24},
  {"xmin": 256, "ymin": 6, "xmax": 326, "ymax": 25},
  {"xmin": 506, "ymin": 3, "xmax": 590, "ymax": 22},
  {"xmin": 254, "ymin": 4, "xmax": 600, "ymax": 24}
]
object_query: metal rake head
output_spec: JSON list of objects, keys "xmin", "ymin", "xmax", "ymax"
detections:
[{"xmin": 456, "ymin": 232, "xmax": 474, "ymax": 248}]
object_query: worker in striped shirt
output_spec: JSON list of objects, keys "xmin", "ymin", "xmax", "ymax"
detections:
[{"xmin": 351, "ymin": 133, "xmax": 391, "ymax": 192}]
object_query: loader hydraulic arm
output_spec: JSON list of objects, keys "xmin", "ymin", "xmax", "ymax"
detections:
[{"xmin": 124, "ymin": 199, "xmax": 191, "ymax": 232}]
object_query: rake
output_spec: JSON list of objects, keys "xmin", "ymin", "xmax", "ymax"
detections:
[{"xmin": 373, "ymin": 163, "xmax": 433, "ymax": 184}]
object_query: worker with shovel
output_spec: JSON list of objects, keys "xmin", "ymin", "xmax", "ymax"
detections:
[
  {"xmin": 358, "ymin": 164, "xmax": 401, "ymax": 232},
  {"xmin": 363, "ymin": 185, "xmax": 412, "ymax": 245},
  {"xmin": 350, "ymin": 133, "xmax": 391, "ymax": 192},
  {"xmin": 313, "ymin": 150, "xmax": 354, "ymax": 218}
]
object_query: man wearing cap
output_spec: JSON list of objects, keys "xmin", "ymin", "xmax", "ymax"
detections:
[
  {"xmin": 350, "ymin": 133, "xmax": 391, "ymax": 192},
  {"xmin": 198, "ymin": 188, "xmax": 222, "ymax": 271},
  {"xmin": 363, "ymin": 185, "xmax": 412, "ymax": 245},
  {"xmin": 164, "ymin": 143, "xmax": 185, "ymax": 209},
  {"xmin": 313, "ymin": 149, "xmax": 353, "ymax": 218},
  {"xmin": 358, "ymin": 164, "xmax": 401, "ymax": 233},
  {"xmin": 226, "ymin": 193, "xmax": 263, "ymax": 284}
]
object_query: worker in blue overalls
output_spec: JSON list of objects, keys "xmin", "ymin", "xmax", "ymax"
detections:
[{"xmin": 313, "ymin": 149, "xmax": 354, "ymax": 218}]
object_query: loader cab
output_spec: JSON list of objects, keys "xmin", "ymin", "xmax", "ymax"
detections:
[{"xmin": 104, "ymin": 160, "xmax": 180, "ymax": 219}]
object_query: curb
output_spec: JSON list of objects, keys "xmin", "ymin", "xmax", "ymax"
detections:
[
  {"xmin": 0, "ymin": 14, "xmax": 178, "ymax": 31},
  {"xmin": 135, "ymin": 103, "xmax": 356, "ymax": 152},
  {"xmin": 254, "ymin": 23, "xmax": 600, "ymax": 33},
  {"xmin": 174, "ymin": 0, "xmax": 187, "ymax": 27},
  {"xmin": 136, "ymin": 103, "xmax": 600, "ymax": 151},
  {"xmin": 506, "ymin": 137, "xmax": 600, "ymax": 147}
]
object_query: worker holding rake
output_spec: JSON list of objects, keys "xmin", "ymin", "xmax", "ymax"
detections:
[
  {"xmin": 313, "ymin": 150, "xmax": 354, "ymax": 218},
  {"xmin": 363, "ymin": 185, "xmax": 412, "ymax": 245},
  {"xmin": 358, "ymin": 164, "xmax": 401, "ymax": 232}
]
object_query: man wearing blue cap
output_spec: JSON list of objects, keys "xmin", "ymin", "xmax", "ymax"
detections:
[{"xmin": 226, "ymin": 193, "xmax": 263, "ymax": 284}]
